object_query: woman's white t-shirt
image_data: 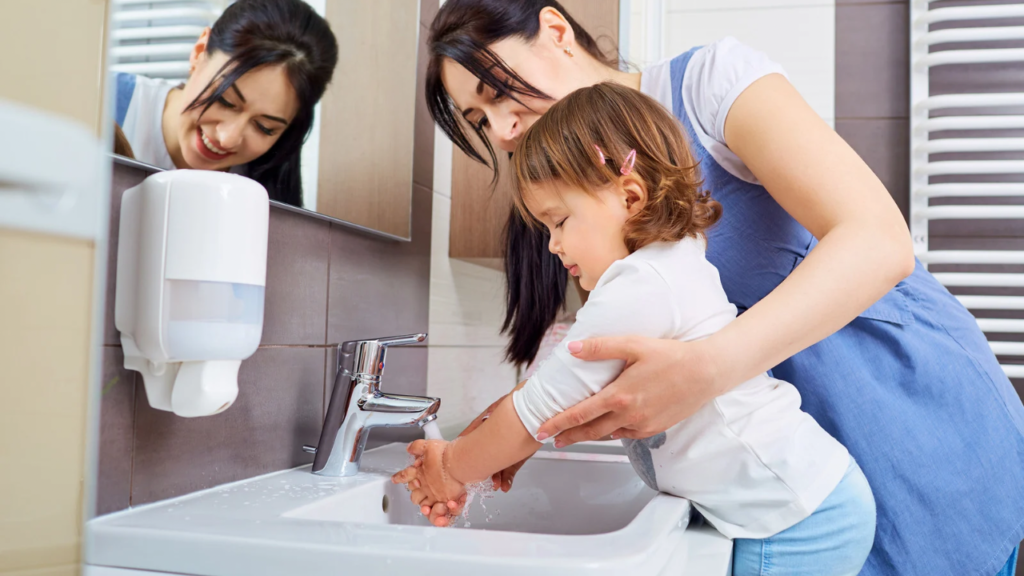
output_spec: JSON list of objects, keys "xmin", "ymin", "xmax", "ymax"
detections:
[
  {"xmin": 640, "ymin": 36, "xmax": 787, "ymax": 184},
  {"xmin": 119, "ymin": 74, "xmax": 178, "ymax": 170}
]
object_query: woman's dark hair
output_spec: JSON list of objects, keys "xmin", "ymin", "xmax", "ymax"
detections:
[
  {"xmin": 426, "ymin": 0, "xmax": 616, "ymax": 172},
  {"xmin": 186, "ymin": 0, "xmax": 338, "ymax": 206},
  {"xmin": 502, "ymin": 209, "xmax": 568, "ymax": 366},
  {"xmin": 427, "ymin": 0, "xmax": 615, "ymax": 366}
]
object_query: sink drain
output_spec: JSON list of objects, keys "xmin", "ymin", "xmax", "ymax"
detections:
[{"xmin": 382, "ymin": 494, "xmax": 390, "ymax": 513}]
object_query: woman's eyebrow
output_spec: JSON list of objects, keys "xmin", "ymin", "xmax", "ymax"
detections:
[
  {"xmin": 230, "ymin": 84, "xmax": 247, "ymax": 103},
  {"xmin": 261, "ymin": 114, "xmax": 289, "ymax": 125}
]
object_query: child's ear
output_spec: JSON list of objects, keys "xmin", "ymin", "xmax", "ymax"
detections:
[{"xmin": 620, "ymin": 176, "xmax": 648, "ymax": 215}]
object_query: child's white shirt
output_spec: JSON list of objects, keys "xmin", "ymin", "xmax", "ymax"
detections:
[{"xmin": 512, "ymin": 238, "xmax": 850, "ymax": 539}]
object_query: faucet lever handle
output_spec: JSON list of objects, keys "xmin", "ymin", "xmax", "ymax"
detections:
[
  {"xmin": 375, "ymin": 333, "xmax": 427, "ymax": 347},
  {"xmin": 338, "ymin": 333, "xmax": 427, "ymax": 379}
]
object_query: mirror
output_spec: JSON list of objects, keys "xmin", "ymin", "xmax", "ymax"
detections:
[{"xmin": 107, "ymin": 0, "xmax": 418, "ymax": 240}]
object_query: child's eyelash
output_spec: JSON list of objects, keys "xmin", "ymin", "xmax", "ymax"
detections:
[{"xmin": 555, "ymin": 217, "xmax": 568, "ymax": 229}]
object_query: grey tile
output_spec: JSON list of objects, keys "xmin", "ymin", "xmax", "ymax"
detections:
[
  {"xmin": 131, "ymin": 347, "xmax": 326, "ymax": 506},
  {"xmin": 96, "ymin": 347, "xmax": 136, "ymax": 516},
  {"xmin": 836, "ymin": 119, "xmax": 910, "ymax": 219},
  {"xmin": 836, "ymin": 2, "xmax": 909, "ymax": 119},
  {"xmin": 837, "ymin": 0, "xmax": 905, "ymax": 4},
  {"xmin": 326, "ymin": 185, "xmax": 431, "ymax": 345},
  {"xmin": 413, "ymin": 0, "xmax": 439, "ymax": 190},
  {"xmin": 261, "ymin": 206, "xmax": 331, "ymax": 346},
  {"xmin": 104, "ymin": 163, "xmax": 153, "ymax": 345}
]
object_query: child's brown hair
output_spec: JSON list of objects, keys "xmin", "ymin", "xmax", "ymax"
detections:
[{"xmin": 511, "ymin": 82, "xmax": 721, "ymax": 253}]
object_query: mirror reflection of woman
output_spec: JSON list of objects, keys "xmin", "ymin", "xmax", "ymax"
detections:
[
  {"xmin": 424, "ymin": 2, "xmax": 1024, "ymax": 575},
  {"xmin": 113, "ymin": 0, "xmax": 338, "ymax": 206}
]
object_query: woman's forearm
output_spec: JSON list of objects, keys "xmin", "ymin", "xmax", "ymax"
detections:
[
  {"xmin": 704, "ymin": 222, "xmax": 914, "ymax": 392},
  {"xmin": 448, "ymin": 397, "xmax": 541, "ymax": 484}
]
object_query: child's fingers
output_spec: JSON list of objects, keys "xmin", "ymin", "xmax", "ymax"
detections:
[
  {"xmin": 429, "ymin": 502, "xmax": 450, "ymax": 526},
  {"xmin": 410, "ymin": 488, "xmax": 431, "ymax": 507},
  {"xmin": 391, "ymin": 466, "xmax": 417, "ymax": 484},
  {"xmin": 407, "ymin": 439, "xmax": 428, "ymax": 457},
  {"xmin": 421, "ymin": 504, "xmax": 432, "ymax": 516}
]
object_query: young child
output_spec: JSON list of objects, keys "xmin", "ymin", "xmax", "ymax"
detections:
[{"xmin": 393, "ymin": 82, "xmax": 876, "ymax": 575}]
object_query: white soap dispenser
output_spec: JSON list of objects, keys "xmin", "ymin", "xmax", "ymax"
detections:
[{"xmin": 115, "ymin": 170, "xmax": 269, "ymax": 417}]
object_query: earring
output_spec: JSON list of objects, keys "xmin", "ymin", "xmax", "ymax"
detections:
[{"xmin": 564, "ymin": 46, "xmax": 574, "ymax": 58}]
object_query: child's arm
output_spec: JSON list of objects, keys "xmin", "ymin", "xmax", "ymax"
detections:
[{"xmin": 446, "ymin": 394, "xmax": 541, "ymax": 484}]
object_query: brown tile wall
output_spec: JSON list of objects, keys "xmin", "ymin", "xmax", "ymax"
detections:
[{"xmin": 96, "ymin": 0, "xmax": 438, "ymax": 516}]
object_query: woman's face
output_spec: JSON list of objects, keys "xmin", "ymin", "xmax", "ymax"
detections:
[
  {"xmin": 441, "ymin": 11, "xmax": 588, "ymax": 153},
  {"xmin": 173, "ymin": 32, "xmax": 300, "ymax": 171}
]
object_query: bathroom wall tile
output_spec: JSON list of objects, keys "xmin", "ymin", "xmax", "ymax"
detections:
[
  {"xmin": 413, "ymin": 0, "xmax": 439, "ymax": 190},
  {"xmin": 131, "ymin": 346, "xmax": 325, "ymax": 506},
  {"xmin": 426, "ymin": 345, "xmax": 518, "ymax": 435},
  {"xmin": 835, "ymin": 118, "xmax": 910, "ymax": 219},
  {"xmin": 428, "ymin": 192, "xmax": 509, "ymax": 347},
  {"xmin": 95, "ymin": 347, "xmax": 136, "ymax": 516},
  {"xmin": 261, "ymin": 206, "xmax": 331, "ymax": 346},
  {"xmin": 326, "ymin": 185, "xmax": 431, "ymax": 346},
  {"xmin": 104, "ymin": 163, "xmax": 155, "ymax": 346},
  {"xmin": 835, "ymin": 2, "xmax": 909, "ymax": 119},
  {"xmin": 663, "ymin": 5, "xmax": 835, "ymax": 121}
]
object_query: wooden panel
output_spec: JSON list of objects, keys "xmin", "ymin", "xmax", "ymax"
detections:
[
  {"xmin": 318, "ymin": 0, "xmax": 419, "ymax": 239},
  {"xmin": 449, "ymin": 0, "xmax": 620, "ymax": 261}
]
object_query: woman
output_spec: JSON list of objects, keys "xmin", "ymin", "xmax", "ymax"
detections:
[
  {"xmin": 425, "ymin": 1, "xmax": 1024, "ymax": 575},
  {"xmin": 113, "ymin": 0, "xmax": 338, "ymax": 206}
]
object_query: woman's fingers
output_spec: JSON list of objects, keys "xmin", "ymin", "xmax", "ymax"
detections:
[
  {"xmin": 535, "ymin": 390, "xmax": 618, "ymax": 444},
  {"xmin": 566, "ymin": 336, "xmax": 643, "ymax": 363},
  {"xmin": 556, "ymin": 409, "xmax": 636, "ymax": 448}
]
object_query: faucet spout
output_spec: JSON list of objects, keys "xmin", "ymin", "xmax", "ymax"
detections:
[{"xmin": 307, "ymin": 334, "xmax": 439, "ymax": 477}]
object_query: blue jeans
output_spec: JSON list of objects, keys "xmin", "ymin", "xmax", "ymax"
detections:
[{"xmin": 732, "ymin": 458, "xmax": 876, "ymax": 576}]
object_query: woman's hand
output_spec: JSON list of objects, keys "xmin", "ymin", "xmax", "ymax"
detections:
[
  {"xmin": 459, "ymin": 380, "xmax": 528, "ymax": 492},
  {"xmin": 535, "ymin": 336, "xmax": 722, "ymax": 447}
]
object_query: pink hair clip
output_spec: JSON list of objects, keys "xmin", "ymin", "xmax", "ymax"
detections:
[
  {"xmin": 594, "ymin": 145, "xmax": 637, "ymax": 176},
  {"xmin": 620, "ymin": 149, "xmax": 636, "ymax": 176}
]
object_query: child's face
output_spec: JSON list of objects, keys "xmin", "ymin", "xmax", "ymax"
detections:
[{"xmin": 524, "ymin": 180, "xmax": 638, "ymax": 291}]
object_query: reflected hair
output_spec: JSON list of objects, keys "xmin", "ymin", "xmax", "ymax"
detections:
[{"xmin": 185, "ymin": 0, "xmax": 338, "ymax": 206}]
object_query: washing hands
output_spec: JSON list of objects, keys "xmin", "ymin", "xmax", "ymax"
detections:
[
  {"xmin": 391, "ymin": 439, "xmax": 469, "ymax": 527},
  {"xmin": 391, "ymin": 391, "xmax": 544, "ymax": 527}
]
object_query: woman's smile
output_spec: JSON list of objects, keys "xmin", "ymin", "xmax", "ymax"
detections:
[{"xmin": 195, "ymin": 127, "xmax": 232, "ymax": 161}]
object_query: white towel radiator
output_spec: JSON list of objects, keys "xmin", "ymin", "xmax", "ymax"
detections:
[
  {"xmin": 110, "ymin": 0, "xmax": 230, "ymax": 80},
  {"xmin": 910, "ymin": 1, "xmax": 1024, "ymax": 378}
]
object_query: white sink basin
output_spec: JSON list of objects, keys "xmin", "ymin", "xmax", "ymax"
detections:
[{"xmin": 85, "ymin": 443, "xmax": 731, "ymax": 576}]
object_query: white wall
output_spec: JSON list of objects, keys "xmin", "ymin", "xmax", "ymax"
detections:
[
  {"xmin": 631, "ymin": 0, "xmax": 835, "ymax": 125},
  {"xmin": 427, "ymin": 129, "xmax": 518, "ymax": 437}
]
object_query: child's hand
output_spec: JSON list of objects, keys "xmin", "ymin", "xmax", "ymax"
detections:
[
  {"xmin": 407, "ymin": 439, "xmax": 466, "ymax": 504},
  {"xmin": 391, "ymin": 440, "xmax": 467, "ymax": 527}
]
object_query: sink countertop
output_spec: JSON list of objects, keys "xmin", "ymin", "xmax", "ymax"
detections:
[{"xmin": 86, "ymin": 443, "xmax": 730, "ymax": 576}]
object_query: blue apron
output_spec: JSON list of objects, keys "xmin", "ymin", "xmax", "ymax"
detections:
[{"xmin": 668, "ymin": 48, "xmax": 1024, "ymax": 575}]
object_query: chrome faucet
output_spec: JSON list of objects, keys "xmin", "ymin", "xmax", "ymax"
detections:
[{"xmin": 303, "ymin": 334, "xmax": 440, "ymax": 477}]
